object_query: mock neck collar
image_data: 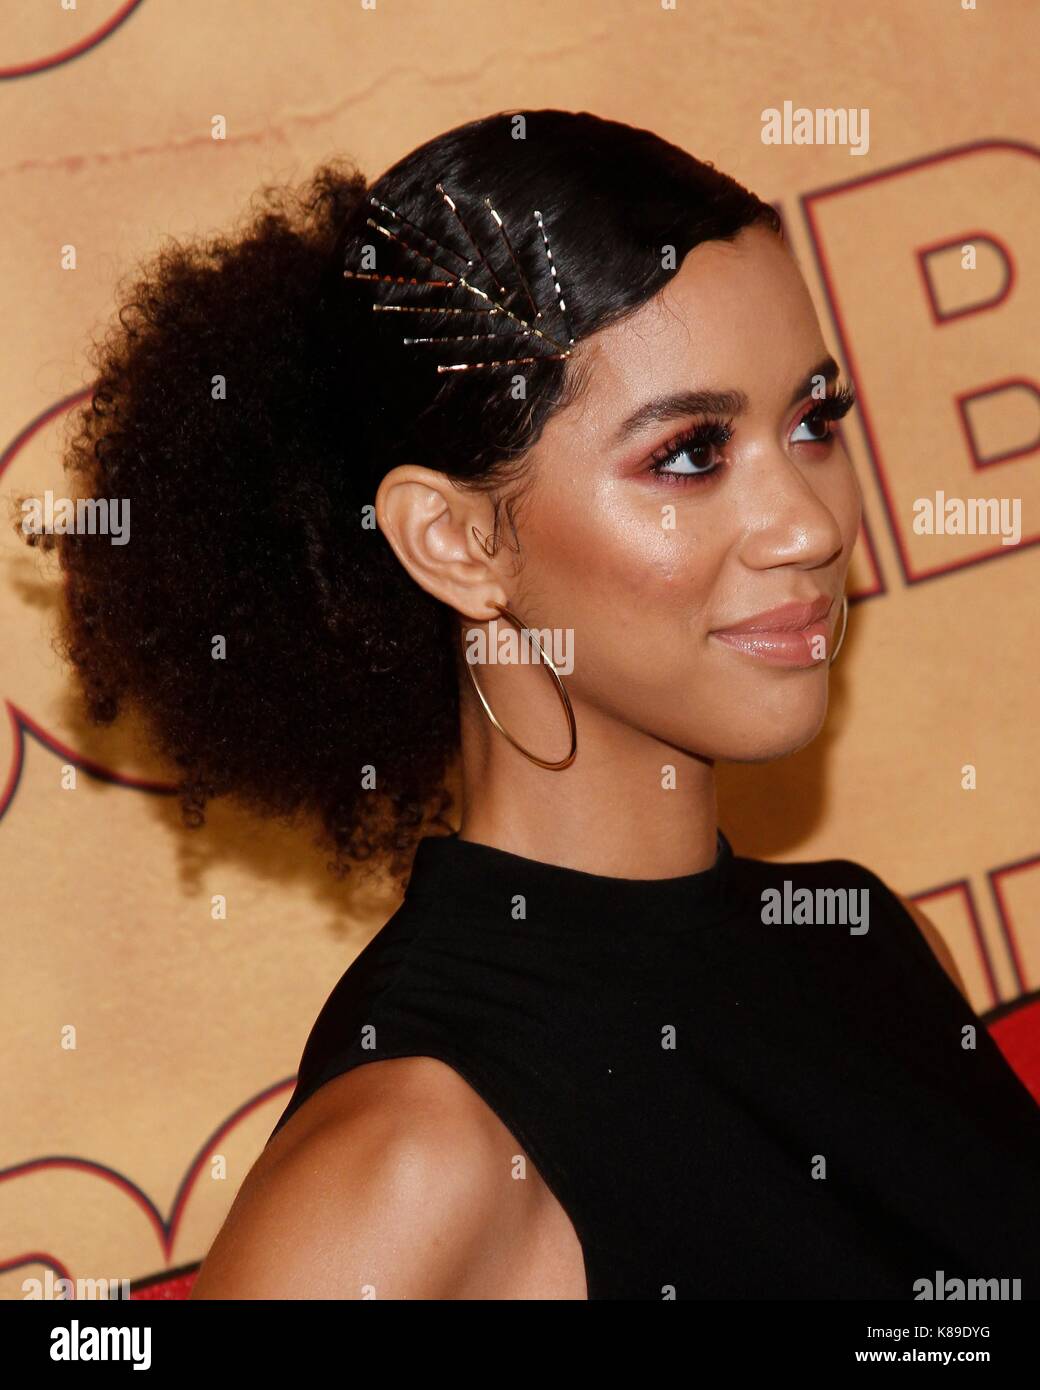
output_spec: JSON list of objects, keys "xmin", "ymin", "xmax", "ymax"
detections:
[{"xmin": 404, "ymin": 827, "xmax": 737, "ymax": 930}]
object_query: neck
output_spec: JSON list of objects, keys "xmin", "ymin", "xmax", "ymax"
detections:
[{"xmin": 455, "ymin": 684, "xmax": 719, "ymax": 881}]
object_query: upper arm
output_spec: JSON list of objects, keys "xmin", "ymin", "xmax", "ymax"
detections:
[
  {"xmin": 189, "ymin": 1057, "xmax": 545, "ymax": 1300},
  {"xmin": 896, "ymin": 893, "xmax": 972, "ymax": 1009}
]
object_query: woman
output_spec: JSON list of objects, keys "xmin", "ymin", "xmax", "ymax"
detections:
[{"xmin": 57, "ymin": 109, "xmax": 1039, "ymax": 1300}]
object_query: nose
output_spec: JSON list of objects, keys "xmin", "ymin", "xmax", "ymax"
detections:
[{"xmin": 736, "ymin": 454, "xmax": 848, "ymax": 573}]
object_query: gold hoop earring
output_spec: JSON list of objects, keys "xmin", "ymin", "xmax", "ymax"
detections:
[
  {"xmin": 829, "ymin": 594, "xmax": 849, "ymax": 666},
  {"xmin": 460, "ymin": 603, "xmax": 577, "ymax": 770}
]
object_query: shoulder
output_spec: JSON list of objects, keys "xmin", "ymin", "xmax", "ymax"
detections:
[
  {"xmin": 891, "ymin": 890, "xmax": 971, "ymax": 1007},
  {"xmin": 190, "ymin": 1056, "xmax": 558, "ymax": 1300},
  {"xmin": 745, "ymin": 850, "xmax": 973, "ymax": 1009},
  {"xmin": 831, "ymin": 857, "xmax": 972, "ymax": 1008}
]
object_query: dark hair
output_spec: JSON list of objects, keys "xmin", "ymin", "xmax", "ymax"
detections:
[{"xmin": 52, "ymin": 108, "xmax": 780, "ymax": 885}]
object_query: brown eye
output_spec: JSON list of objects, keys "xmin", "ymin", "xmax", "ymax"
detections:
[
  {"xmin": 791, "ymin": 382, "xmax": 858, "ymax": 444},
  {"xmin": 648, "ymin": 418, "xmax": 733, "ymax": 484},
  {"xmin": 653, "ymin": 440, "xmax": 722, "ymax": 477},
  {"xmin": 791, "ymin": 406, "xmax": 832, "ymax": 443}
]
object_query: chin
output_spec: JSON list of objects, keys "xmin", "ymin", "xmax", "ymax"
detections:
[
  {"xmin": 698, "ymin": 685, "xmax": 831, "ymax": 764},
  {"xmin": 729, "ymin": 729, "xmax": 825, "ymax": 764}
]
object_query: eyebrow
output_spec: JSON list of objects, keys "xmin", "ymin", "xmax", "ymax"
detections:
[{"xmin": 610, "ymin": 355, "xmax": 841, "ymax": 447}]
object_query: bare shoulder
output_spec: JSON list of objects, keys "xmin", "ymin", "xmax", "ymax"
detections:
[
  {"xmin": 190, "ymin": 1055, "xmax": 585, "ymax": 1300},
  {"xmin": 894, "ymin": 893, "xmax": 972, "ymax": 1010}
]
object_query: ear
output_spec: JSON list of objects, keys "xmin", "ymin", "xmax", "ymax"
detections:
[{"xmin": 374, "ymin": 464, "xmax": 510, "ymax": 621}]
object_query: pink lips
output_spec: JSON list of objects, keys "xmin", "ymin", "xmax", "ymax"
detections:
[{"xmin": 710, "ymin": 596, "xmax": 836, "ymax": 668}]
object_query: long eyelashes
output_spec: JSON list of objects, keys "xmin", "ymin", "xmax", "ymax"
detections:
[
  {"xmin": 792, "ymin": 381, "xmax": 857, "ymax": 441},
  {"xmin": 647, "ymin": 381, "xmax": 858, "ymax": 486},
  {"xmin": 648, "ymin": 419, "xmax": 734, "ymax": 485}
]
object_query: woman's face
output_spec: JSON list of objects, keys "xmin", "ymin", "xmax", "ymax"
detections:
[{"xmin": 504, "ymin": 222, "xmax": 862, "ymax": 763}]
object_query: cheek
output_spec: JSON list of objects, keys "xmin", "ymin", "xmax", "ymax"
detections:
[{"xmin": 529, "ymin": 484, "xmax": 723, "ymax": 621}]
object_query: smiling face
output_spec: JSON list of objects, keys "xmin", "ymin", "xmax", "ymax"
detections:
[{"xmin": 496, "ymin": 222, "xmax": 862, "ymax": 763}]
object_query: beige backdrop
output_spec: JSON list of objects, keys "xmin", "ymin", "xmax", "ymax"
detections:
[{"xmin": 2, "ymin": 0, "xmax": 1037, "ymax": 1299}]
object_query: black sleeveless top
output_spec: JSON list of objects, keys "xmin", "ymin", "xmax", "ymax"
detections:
[{"xmin": 268, "ymin": 829, "xmax": 1040, "ymax": 1299}]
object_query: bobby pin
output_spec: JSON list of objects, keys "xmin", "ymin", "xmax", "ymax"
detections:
[
  {"xmin": 403, "ymin": 333, "xmax": 536, "ymax": 346},
  {"xmin": 435, "ymin": 183, "xmax": 509, "ymax": 297},
  {"xmin": 343, "ymin": 271, "xmax": 458, "ymax": 289},
  {"xmin": 483, "ymin": 196, "xmax": 542, "ymax": 323},
  {"xmin": 533, "ymin": 210, "xmax": 576, "ymax": 345},
  {"xmin": 368, "ymin": 194, "xmax": 472, "ymax": 276},
  {"xmin": 364, "ymin": 217, "xmax": 462, "ymax": 285},
  {"xmin": 438, "ymin": 353, "xmax": 571, "ymax": 374},
  {"xmin": 371, "ymin": 303, "xmax": 506, "ymax": 317},
  {"xmin": 367, "ymin": 214, "xmax": 571, "ymax": 354},
  {"xmin": 344, "ymin": 187, "xmax": 576, "ymax": 368}
]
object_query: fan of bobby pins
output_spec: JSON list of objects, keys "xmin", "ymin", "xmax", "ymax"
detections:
[{"xmin": 343, "ymin": 181, "xmax": 577, "ymax": 373}]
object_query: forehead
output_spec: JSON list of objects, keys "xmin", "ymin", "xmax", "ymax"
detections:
[{"xmin": 560, "ymin": 224, "xmax": 825, "ymax": 430}]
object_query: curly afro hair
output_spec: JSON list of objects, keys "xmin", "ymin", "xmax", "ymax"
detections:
[{"xmin": 47, "ymin": 109, "xmax": 779, "ymax": 886}]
